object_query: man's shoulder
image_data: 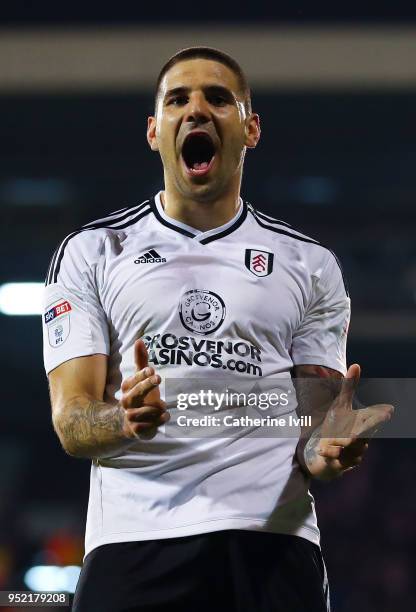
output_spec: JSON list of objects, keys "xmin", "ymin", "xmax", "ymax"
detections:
[
  {"xmin": 61, "ymin": 198, "xmax": 153, "ymax": 251},
  {"xmin": 245, "ymin": 201, "xmax": 347, "ymax": 288},
  {"xmin": 246, "ymin": 201, "xmax": 328, "ymax": 255},
  {"xmin": 46, "ymin": 199, "xmax": 153, "ymax": 285},
  {"xmin": 80, "ymin": 197, "xmax": 153, "ymax": 237}
]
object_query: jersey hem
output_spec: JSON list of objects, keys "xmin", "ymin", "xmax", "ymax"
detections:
[
  {"xmin": 84, "ymin": 519, "xmax": 320, "ymax": 559},
  {"xmin": 45, "ymin": 349, "xmax": 109, "ymax": 375}
]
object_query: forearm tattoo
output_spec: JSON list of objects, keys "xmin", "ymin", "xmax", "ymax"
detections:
[
  {"xmin": 303, "ymin": 424, "xmax": 323, "ymax": 469},
  {"xmin": 56, "ymin": 400, "xmax": 125, "ymax": 458}
]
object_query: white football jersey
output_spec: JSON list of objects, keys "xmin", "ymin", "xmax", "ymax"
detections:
[{"xmin": 42, "ymin": 191, "xmax": 350, "ymax": 557}]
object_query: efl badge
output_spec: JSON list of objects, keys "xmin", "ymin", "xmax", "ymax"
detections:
[
  {"xmin": 245, "ymin": 249, "xmax": 274, "ymax": 277},
  {"xmin": 44, "ymin": 299, "xmax": 72, "ymax": 347}
]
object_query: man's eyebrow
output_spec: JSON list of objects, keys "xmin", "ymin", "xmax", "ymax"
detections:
[
  {"xmin": 163, "ymin": 84, "xmax": 236, "ymax": 100},
  {"xmin": 203, "ymin": 85, "xmax": 234, "ymax": 98},
  {"xmin": 164, "ymin": 86, "xmax": 189, "ymax": 99}
]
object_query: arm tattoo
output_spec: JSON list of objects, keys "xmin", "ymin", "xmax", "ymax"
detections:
[
  {"xmin": 293, "ymin": 366, "xmax": 343, "ymax": 478},
  {"xmin": 303, "ymin": 424, "xmax": 322, "ymax": 468},
  {"xmin": 56, "ymin": 399, "xmax": 126, "ymax": 459}
]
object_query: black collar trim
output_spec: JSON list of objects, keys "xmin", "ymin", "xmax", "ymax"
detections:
[
  {"xmin": 150, "ymin": 196, "xmax": 247, "ymax": 244},
  {"xmin": 150, "ymin": 196, "xmax": 196, "ymax": 238},
  {"xmin": 199, "ymin": 202, "xmax": 247, "ymax": 244}
]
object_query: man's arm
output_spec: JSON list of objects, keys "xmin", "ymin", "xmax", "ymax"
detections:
[
  {"xmin": 49, "ymin": 340, "xmax": 169, "ymax": 459},
  {"xmin": 293, "ymin": 363, "xmax": 393, "ymax": 480},
  {"xmin": 293, "ymin": 364, "xmax": 343, "ymax": 479}
]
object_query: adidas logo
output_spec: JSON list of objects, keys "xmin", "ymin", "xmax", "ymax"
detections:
[{"xmin": 134, "ymin": 249, "xmax": 166, "ymax": 264}]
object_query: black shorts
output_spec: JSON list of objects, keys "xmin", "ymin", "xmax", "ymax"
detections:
[{"xmin": 72, "ymin": 530, "xmax": 330, "ymax": 612}]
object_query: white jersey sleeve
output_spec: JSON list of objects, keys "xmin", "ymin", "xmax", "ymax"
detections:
[
  {"xmin": 42, "ymin": 230, "xmax": 110, "ymax": 375},
  {"xmin": 290, "ymin": 251, "xmax": 350, "ymax": 375}
]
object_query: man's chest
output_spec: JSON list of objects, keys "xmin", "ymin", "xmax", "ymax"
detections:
[{"xmin": 99, "ymin": 234, "xmax": 312, "ymax": 344}]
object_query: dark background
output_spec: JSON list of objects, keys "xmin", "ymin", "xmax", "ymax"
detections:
[
  {"xmin": 0, "ymin": 6, "xmax": 415, "ymax": 612},
  {"xmin": 3, "ymin": 2, "xmax": 416, "ymax": 24}
]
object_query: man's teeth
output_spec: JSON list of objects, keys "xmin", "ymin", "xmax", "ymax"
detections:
[{"xmin": 193, "ymin": 161, "xmax": 209, "ymax": 170}]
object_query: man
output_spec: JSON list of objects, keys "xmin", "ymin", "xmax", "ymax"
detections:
[{"xmin": 42, "ymin": 47, "xmax": 392, "ymax": 611}]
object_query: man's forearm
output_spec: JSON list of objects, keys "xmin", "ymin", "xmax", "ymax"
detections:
[
  {"xmin": 293, "ymin": 365, "xmax": 342, "ymax": 479},
  {"xmin": 296, "ymin": 424, "xmax": 335, "ymax": 480},
  {"xmin": 53, "ymin": 398, "xmax": 133, "ymax": 459}
]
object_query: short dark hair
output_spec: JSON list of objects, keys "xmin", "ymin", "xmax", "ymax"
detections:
[{"xmin": 155, "ymin": 46, "xmax": 252, "ymax": 114}]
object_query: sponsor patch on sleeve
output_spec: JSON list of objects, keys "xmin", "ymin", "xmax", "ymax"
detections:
[{"xmin": 44, "ymin": 299, "xmax": 71, "ymax": 347}]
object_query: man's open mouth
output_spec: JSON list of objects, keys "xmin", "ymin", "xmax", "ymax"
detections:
[{"xmin": 181, "ymin": 132, "xmax": 216, "ymax": 176}]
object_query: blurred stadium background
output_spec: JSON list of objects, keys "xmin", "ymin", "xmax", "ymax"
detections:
[{"xmin": 0, "ymin": 4, "xmax": 415, "ymax": 611}]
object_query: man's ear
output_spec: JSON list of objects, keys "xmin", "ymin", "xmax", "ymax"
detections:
[
  {"xmin": 147, "ymin": 116, "xmax": 159, "ymax": 151},
  {"xmin": 245, "ymin": 113, "xmax": 261, "ymax": 149}
]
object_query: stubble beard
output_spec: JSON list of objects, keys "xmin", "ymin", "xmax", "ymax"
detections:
[{"xmin": 174, "ymin": 159, "xmax": 243, "ymax": 205}]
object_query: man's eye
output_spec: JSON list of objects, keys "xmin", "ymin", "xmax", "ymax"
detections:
[
  {"xmin": 209, "ymin": 95, "xmax": 227, "ymax": 106},
  {"xmin": 169, "ymin": 96, "xmax": 187, "ymax": 106}
]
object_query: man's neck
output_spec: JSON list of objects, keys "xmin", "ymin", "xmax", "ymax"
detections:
[{"xmin": 160, "ymin": 187, "xmax": 242, "ymax": 232}]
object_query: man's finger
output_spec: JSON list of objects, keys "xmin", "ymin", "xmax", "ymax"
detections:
[
  {"xmin": 320, "ymin": 454, "xmax": 363, "ymax": 473},
  {"xmin": 320, "ymin": 437, "xmax": 368, "ymax": 460},
  {"xmin": 126, "ymin": 411, "xmax": 170, "ymax": 438},
  {"xmin": 336, "ymin": 363, "xmax": 361, "ymax": 408},
  {"xmin": 318, "ymin": 445, "xmax": 342, "ymax": 460},
  {"xmin": 343, "ymin": 440, "xmax": 369, "ymax": 456},
  {"xmin": 126, "ymin": 404, "xmax": 166, "ymax": 423},
  {"xmin": 134, "ymin": 338, "xmax": 149, "ymax": 372},
  {"xmin": 121, "ymin": 366, "xmax": 155, "ymax": 393},
  {"xmin": 341, "ymin": 455, "xmax": 363, "ymax": 468},
  {"xmin": 320, "ymin": 436, "xmax": 356, "ymax": 448},
  {"xmin": 121, "ymin": 375, "xmax": 163, "ymax": 409},
  {"xmin": 352, "ymin": 407, "xmax": 393, "ymax": 438},
  {"xmin": 129, "ymin": 419, "xmax": 168, "ymax": 441}
]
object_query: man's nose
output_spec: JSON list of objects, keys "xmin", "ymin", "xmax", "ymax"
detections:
[{"xmin": 184, "ymin": 93, "xmax": 209, "ymax": 123}]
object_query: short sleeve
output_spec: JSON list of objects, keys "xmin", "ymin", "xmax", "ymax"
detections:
[
  {"xmin": 42, "ymin": 232, "xmax": 110, "ymax": 375},
  {"xmin": 290, "ymin": 252, "xmax": 350, "ymax": 375}
]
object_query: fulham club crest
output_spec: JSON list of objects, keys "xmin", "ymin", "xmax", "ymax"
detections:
[{"xmin": 245, "ymin": 249, "xmax": 274, "ymax": 277}]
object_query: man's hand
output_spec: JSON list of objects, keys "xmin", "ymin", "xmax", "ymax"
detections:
[
  {"xmin": 120, "ymin": 339, "xmax": 169, "ymax": 440},
  {"xmin": 304, "ymin": 364, "xmax": 394, "ymax": 480}
]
